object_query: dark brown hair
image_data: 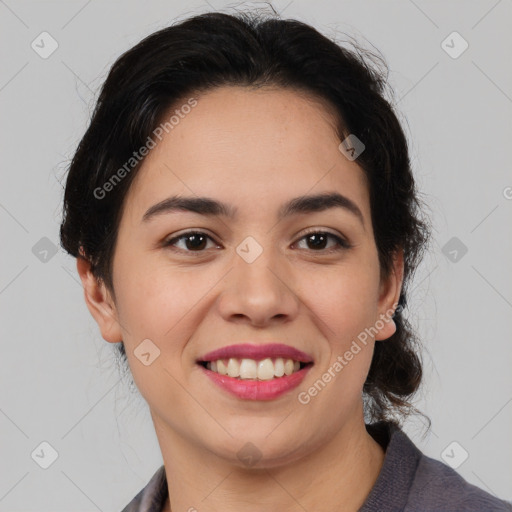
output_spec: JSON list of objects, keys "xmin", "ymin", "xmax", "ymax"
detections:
[{"xmin": 59, "ymin": 9, "xmax": 431, "ymax": 427}]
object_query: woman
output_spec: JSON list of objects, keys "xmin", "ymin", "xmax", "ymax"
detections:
[{"xmin": 59, "ymin": 9, "xmax": 512, "ymax": 512}]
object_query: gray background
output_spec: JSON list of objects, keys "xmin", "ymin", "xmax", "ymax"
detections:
[{"xmin": 1, "ymin": 0, "xmax": 511, "ymax": 510}]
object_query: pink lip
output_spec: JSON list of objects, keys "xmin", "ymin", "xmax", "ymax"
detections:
[
  {"xmin": 197, "ymin": 343, "xmax": 314, "ymax": 363},
  {"xmin": 199, "ymin": 364, "xmax": 313, "ymax": 401}
]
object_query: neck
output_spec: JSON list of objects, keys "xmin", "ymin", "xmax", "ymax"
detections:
[{"xmin": 155, "ymin": 407, "xmax": 385, "ymax": 512}]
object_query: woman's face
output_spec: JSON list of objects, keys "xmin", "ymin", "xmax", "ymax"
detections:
[{"xmin": 80, "ymin": 85, "xmax": 402, "ymax": 467}]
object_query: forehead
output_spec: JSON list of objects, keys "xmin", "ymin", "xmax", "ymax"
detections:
[{"xmin": 122, "ymin": 86, "xmax": 370, "ymax": 223}]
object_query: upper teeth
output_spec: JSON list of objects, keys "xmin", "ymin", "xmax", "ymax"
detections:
[{"xmin": 206, "ymin": 357, "xmax": 302, "ymax": 380}]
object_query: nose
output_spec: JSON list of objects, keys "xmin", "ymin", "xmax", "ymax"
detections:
[{"xmin": 216, "ymin": 245, "xmax": 300, "ymax": 328}]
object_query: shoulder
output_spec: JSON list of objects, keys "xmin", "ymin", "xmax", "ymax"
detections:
[
  {"xmin": 360, "ymin": 421, "xmax": 512, "ymax": 512},
  {"xmin": 406, "ymin": 449, "xmax": 512, "ymax": 512},
  {"xmin": 120, "ymin": 465, "xmax": 168, "ymax": 512}
]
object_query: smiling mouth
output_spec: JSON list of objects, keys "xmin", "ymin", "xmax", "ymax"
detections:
[{"xmin": 197, "ymin": 357, "xmax": 313, "ymax": 380}]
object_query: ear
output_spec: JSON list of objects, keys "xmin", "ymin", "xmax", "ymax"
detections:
[
  {"xmin": 375, "ymin": 248, "xmax": 404, "ymax": 341},
  {"xmin": 76, "ymin": 252, "xmax": 123, "ymax": 344}
]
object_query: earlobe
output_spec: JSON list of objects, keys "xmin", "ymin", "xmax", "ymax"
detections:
[
  {"xmin": 76, "ymin": 253, "xmax": 123, "ymax": 344},
  {"xmin": 375, "ymin": 248, "xmax": 404, "ymax": 341}
]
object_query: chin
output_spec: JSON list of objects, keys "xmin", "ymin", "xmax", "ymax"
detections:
[{"xmin": 208, "ymin": 429, "xmax": 315, "ymax": 470}]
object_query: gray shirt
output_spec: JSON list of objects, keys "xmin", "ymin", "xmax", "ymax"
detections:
[{"xmin": 121, "ymin": 421, "xmax": 512, "ymax": 511}]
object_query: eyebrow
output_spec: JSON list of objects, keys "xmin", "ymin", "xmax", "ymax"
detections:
[{"xmin": 141, "ymin": 192, "xmax": 365, "ymax": 227}]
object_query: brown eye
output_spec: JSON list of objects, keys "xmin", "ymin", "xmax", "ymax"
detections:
[
  {"xmin": 163, "ymin": 231, "xmax": 218, "ymax": 252},
  {"xmin": 295, "ymin": 231, "xmax": 351, "ymax": 252}
]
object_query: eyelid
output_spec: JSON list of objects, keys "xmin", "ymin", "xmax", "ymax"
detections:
[{"xmin": 297, "ymin": 226, "xmax": 348, "ymax": 241}]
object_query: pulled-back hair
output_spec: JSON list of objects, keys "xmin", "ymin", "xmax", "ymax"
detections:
[{"xmin": 60, "ymin": 9, "xmax": 431, "ymax": 426}]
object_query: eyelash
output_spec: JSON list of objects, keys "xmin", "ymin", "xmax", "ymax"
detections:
[{"xmin": 162, "ymin": 229, "xmax": 352, "ymax": 255}]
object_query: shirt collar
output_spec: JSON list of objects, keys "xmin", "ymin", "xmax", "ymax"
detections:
[{"xmin": 358, "ymin": 420, "xmax": 422, "ymax": 511}]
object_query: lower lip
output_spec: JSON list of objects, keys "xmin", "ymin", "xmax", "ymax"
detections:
[{"xmin": 199, "ymin": 364, "xmax": 313, "ymax": 401}]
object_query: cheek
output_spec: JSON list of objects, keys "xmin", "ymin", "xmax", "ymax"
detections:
[
  {"xmin": 115, "ymin": 271, "xmax": 195, "ymax": 406},
  {"xmin": 300, "ymin": 264, "xmax": 380, "ymax": 336},
  {"xmin": 113, "ymin": 262, "xmax": 220, "ymax": 379},
  {"xmin": 298, "ymin": 263, "xmax": 380, "ymax": 395},
  {"xmin": 113, "ymin": 242, "xmax": 195, "ymax": 326}
]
